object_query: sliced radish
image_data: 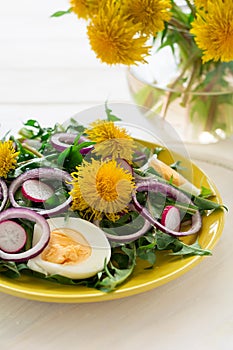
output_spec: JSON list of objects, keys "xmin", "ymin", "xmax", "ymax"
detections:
[
  {"xmin": 132, "ymin": 180, "xmax": 202, "ymax": 237},
  {"xmin": 9, "ymin": 167, "xmax": 73, "ymax": 216},
  {"xmin": 0, "ymin": 220, "xmax": 27, "ymax": 253},
  {"xmin": 161, "ymin": 205, "xmax": 181, "ymax": 232},
  {"xmin": 21, "ymin": 179, "xmax": 54, "ymax": 203},
  {"xmin": 0, "ymin": 208, "xmax": 50, "ymax": 262}
]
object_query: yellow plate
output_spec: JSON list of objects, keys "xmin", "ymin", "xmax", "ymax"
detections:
[{"xmin": 0, "ymin": 143, "xmax": 225, "ymax": 303}]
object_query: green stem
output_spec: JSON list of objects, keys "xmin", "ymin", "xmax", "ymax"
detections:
[
  {"xmin": 202, "ymin": 65, "xmax": 222, "ymax": 132},
  {"xmin": 21, "ymin": 142, "xmax": 43, "ymax": 158},
  {"xmin": 183, "ymin": 0, "xmax": 196, "ymax": 15},
  {"xmin": 204, "ymin": 96, "xmax": 218, "ymax": 132},
  {"xmin": 161, "ymin": 52, "xmax": 200, "ymax": 118},
  {"xmin": 181, "ymin": 58, "xmax": 201, "ymax": 107}
]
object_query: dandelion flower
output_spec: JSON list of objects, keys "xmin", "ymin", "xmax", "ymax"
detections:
[
  {"xmin": 191, "ymin": 0, "xmax": 233, "ymax": 62},
  {"xmin": 194, "ymin": 0, "xmax": 208, "ymax": 10},
  {"xmin": 85, "ymin": 120, "xmax": 135, "ymax": 161},
  {"xmin": 70, "ymin": 159, "xmax": 135, "ymax": 222},
  {"xmin": 87, "ymin": 2, "xmax": 150, "ymax": 65},
  {"xmin": 70, "ymin": 0, "xmax": 100, "ymax": 19},
  {"xmin": 124, "ymin": 0, "xmax": 172, "ymax": 36},
  {"xmin": 0, "ymin": 140, "xmax": 19, "ymax": 178}
]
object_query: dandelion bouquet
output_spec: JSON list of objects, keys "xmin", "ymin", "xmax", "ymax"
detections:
[{"xmin": 53, "ymin": 0, "xmax": 233, "ymax": 143}]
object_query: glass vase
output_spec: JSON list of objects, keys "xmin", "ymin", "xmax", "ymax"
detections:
[{"xmin": 127, "ymin": 43, "xmax": 233, "ymax": 144}]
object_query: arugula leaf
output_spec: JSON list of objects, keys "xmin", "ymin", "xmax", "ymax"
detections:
[
  {"xmin": 156, "ymin": 231, "xmax": 212, "ymax": 256},
  {"xmin": 105, "ymin": 101, "xmax": 121, "ymax": 121},
  {"xmin": 153, "ymin": 147, "xmax": 164, "ymax": 155},
  {"xmin": 11, "ymin": 137, "xmax": 37, "ymax": 163},
  {"xmin": 57, "ymin": 144, "xmax": 83, "ymax": 172},
  {"xmin": 0, "ymin": 261, "xmax": 22, "ymax": 278},
  {"xmin": 193, "ymin": 195, "xmax": 227, "ymax": 211},
  {"xmin": 18, "ymin": 119, "xmax": 60, "ymax": 155},
  {"xmin": 95, "ymin": 245, "xmax": 136, "ymax": 292},
  {"xmin": 95, "ymin": 263, "xmax": 133, "ymax": 292},
  {"xmin": 170, "ymin": 240, "xmax": 212, "ymax": 256},
  {"xmin": 169, "ymin": 160, "xmax": 186, "ymax": 171},
  {"xmin": 156, "ymin": 231, "xmax": 181, "ymax": 251},
  {"xmin": 65, "ymin": 118, "xmax": 85, "ymax": 134},
  {"xmin": 200, "ymin": 186, "xmax": 214, "ymax": 198}
]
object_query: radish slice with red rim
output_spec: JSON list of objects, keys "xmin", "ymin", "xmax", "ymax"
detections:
[
  {"xmin": 9, "ymin": 167, "xmax": 73, "ymax": 216},
  {"xmin": 132, "ymin": 180, "xmax": 202, "ymax": 237},
  {"xmin": 0, "ymin": 208, "xmax": 50, "ymax": 262},
  {"xmin": 0, "ymin": 220, "xmax": 27, "ymax": 253},
  {"xmin": 22, "ymin": 179, "xmax": 54, "ymax": 203},
  {"xmin": 161, "ymin": 205, "xmax": 181, "ymax": 232}
]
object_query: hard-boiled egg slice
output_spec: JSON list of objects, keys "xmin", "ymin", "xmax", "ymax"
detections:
[
  {"xmin": 146, "ymin": 155, "xmax": 201, "ymax": 196},
  {"xmin": 27, "ymin": 217, "xmax": 111, "ymax": 279}
]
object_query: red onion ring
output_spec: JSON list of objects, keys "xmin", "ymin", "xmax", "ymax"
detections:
[
  {"xmin": 9, "ymin": 167, "xmax": 73, "ymax": 216},
  {"xmin": 95, "ymin": 215, "xmax": 152, "ymax": 243},
  {"xmin": 94, "ymin": 203, "xmax": 152, "ymax": 243},
  {"xmin": 0, "ymin": 179, "xmax": 8, "ymax": 212},
  {"xmin": 132, "ymin": 180, "xmax": 202, "ymax": 237},
  {"xmin": 116, "ymin": 158, "xmax": 133, "ymax": 175},
  {"xmin": 0, "ymin": 208, "xmax": 50, "ymax": 262},
  {"xmin": 50, "ymin": 133, "xmax": 77, "ymax": 152},
  {"xmin": 50, "ymin": 132, "xmax": 93, "ymax": 155}
]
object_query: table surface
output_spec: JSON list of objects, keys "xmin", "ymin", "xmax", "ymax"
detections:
[{"xmin": 0, "ymin": 2, "xmax": 233, "ymax": 349}]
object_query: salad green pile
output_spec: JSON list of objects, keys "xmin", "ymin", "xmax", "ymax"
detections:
[{"xmin": 0, "ymin": 109, "xmax": 225, "ymax": 293}]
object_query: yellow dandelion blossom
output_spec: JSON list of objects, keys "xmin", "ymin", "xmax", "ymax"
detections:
[
  {"xmin": 0, "ymin": 140, "xmax": 19, "ymax": 178},
  {"xmin": 87, "ymin": 2, "xmax": 150, "ymax": 65},
  {"xmin": 124, "ymin": 0, "xmax": 172, "ymax": 36},
  {"xmin": 70, "ymin": 159, "xmax": 135, "ymax": 222},
  {"xmin": 194, "ymin": 0, "xmax": 208, "ymax": 10},
  {"xmin": 70, "ymin": 0, "xmax": 100, "ymax": 19},
  {"xmin": 191, "ymin": 0, "xmax": 233, "ymax": 62},
  {"xmin": 85, "ymin": 120, "xmax": 135, "ymax": 161}
]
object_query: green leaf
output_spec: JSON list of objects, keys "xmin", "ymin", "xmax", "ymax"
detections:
[
  {"xmin": 105, "ymin": 101, "xmax": 121, "ymax": 121},
  {"xmin": 50, "ymin": 8, "xmax": 72, "ymax": 18},
  {"xmin": 169, "ymin": 160, "xmax": 186, "ymax": 171},
  {"xmin": 156, "ymin": 231, "xmax": 180, "ymax": 251},
  {"xmin": 95, "ymin": 245, "xmax": 136, "ymax": 292},
  {"xmin": 170, "ymin": 240, "xmax": 212, "ymax": 256},
  {"xmin": 200, "ymin": 186, "xmax": 214, "ymax": 198},
  {"xmin": 11, "ymin": 137, "xmax": 37, "ymax": 163},
  {"xmin": 156, "ymin": 232, "xmax": 212, "ymax": 256},
  {"xmin": 57, "ymin": 144, "xmax": 83, "ymax": 172},
  {"xmin": 154, "ymin": 147, "xmax": 164, "ymax": 156},
  {"xmin": 95, "ymin": 262, "xmax": 134, "ymax": 293},
  {"xmin": 137, "ymin": 249, "xmax": 156, "ymax": 266},
  {"xmin": 0, "ymin": 261, "xmax": 21, "ymax": 278},
  {"xmin": 193, "ymin": 195, "xmax": 227, "ymax": 211}
]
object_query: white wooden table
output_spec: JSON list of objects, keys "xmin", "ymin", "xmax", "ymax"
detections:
[{"xmin": 0, "ymin": 2, "xmax": 233, "ymax": 349}]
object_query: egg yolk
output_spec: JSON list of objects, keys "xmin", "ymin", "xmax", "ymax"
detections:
[{"xmin": 41, "ymin": 228, "xmax": 92, "ymax": 265}]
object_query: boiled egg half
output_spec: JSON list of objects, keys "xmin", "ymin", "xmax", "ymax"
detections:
[{"xmin": 27, "ymin": 217, "xmax": 111, "ymax": 279}]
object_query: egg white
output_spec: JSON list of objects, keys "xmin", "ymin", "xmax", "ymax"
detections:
[{"xmin": 27, "ymin": 217, "xmax": 111, "ymax": 279}]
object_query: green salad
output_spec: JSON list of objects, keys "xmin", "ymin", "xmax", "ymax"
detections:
[{"xmin": 0, "ymin": 109, "xmax": 225, "ymax": 292}]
